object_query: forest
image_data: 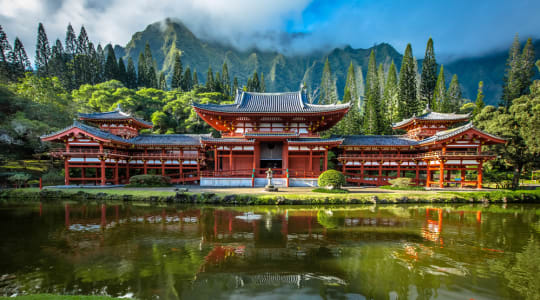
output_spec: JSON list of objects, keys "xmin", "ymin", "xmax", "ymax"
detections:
[{"xmin": 0, "ymin": 23, "xmax": 538, "ymax": 188}]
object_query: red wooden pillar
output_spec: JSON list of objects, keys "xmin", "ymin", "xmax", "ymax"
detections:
[
  {"xmin": 179, "ymin": 159, "xmax": 183, "ymax": 181},
  {"xmin": 309, "ymin": 147, "xmax": 313, "ymax": 174},
  {"xmin": 378, "ymin": 160, "xmax": 382, "ymax": 186},
  {"xmin": 114, "ymin": 159, "xmax": 119, "ymax": 185},
  {"xmin": 477, "ymin": 160, "xmax": 483, "ymax": 189},
  {"xmin": 143, "ymin": 160, "xmax": 147, "ymax": 175},
  {"xmin": 214, "ymin": 148, "xmax": 218, "ymax": 173},
  {"xmin": 360, "ymin": 160, "xmax": 364, "ymax": 185},
  {"xmin": 397, "ymin": 160, "xmax": 401, "ymax": 178},
  {"xmin": 196, "ymin": 159, "xmax": 201, "ymax": 179},
  {"xmin": 323, "ymin": 149, "xmax": 328, "ymax": 171},
  {"xmin": 126, "ymin": 159, "xmax": 130, "ymax": 181},
  {"xmin": 100, "ymin": 158, "xmax": 106, "ymax": 186},
  {"xmin": 64, "ymin": 158, "xmax": 70, "ymax": 185},
  {"xmin": 161, "ymin": 159, "xmax": 165, "ymax": 177},
  {"xmin": 439, "ymin": 160, "xmax": 444, "ymax": 188},
  {"xmin": 229, "ymin": 148, "xmax": 233, "ymax": 172},
  {"xmin": 460, "ymin": 167, "xmax": 465, "ymax": 188},
  {"xmin": 283, "ymin": 142, "xmax": 289, "ymax": 187},
  {"xmin": 426, "ymin": 161, "xmax": 430, "ymax": 187},
  {"xmin": 415, "ymin": 160, "xmax": 420, "ymax": 186}
]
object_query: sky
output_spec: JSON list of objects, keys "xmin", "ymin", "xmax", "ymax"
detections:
[{"xmin": 1, "ymin": 0, "xmax": 539, "ymax": 62}]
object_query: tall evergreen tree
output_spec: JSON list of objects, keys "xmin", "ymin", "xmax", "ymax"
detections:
[
  {"xmin": 397, "ymin": 44, "xmax": 418, "ymax": 119},
  {"xmin": 343, "ymin": 62, "xmax": 358, "ymax": 103},
  {"xmin": 143, "ymin": 43, "xmax": 157, "ymax": 88},
  {"xmin": 181, "ymin": 67, "xmax": 192, "ymax": 91},
  {"xmin": 446, "ymin": 74, "xmax": 462, "ymax": 112},
  {"xmin": 192, "ymin": 70, "xmax": 198, "ymax": 86},
  {"xmin": 76, "ymin": 26, "xmax": 90, "ymax": 55},
  {"xmin": 433, "ymin": 65, "xmax": 446, "ymax": 111},
  {"xmin": 137, "ymin": 52, "xmax": 146, "ymax": 87},
  {"xmin": 0, "ymin": 25, "xmax": 13, "ymax": 80},
  {"xmin": 117, "ymin": 58, "xmax": 127, "ymax": 86},
  {"xmin": 104, "ymin": 44, "xmax": 118, "ymax": 81},
  {"xmin": 94, "ymin": 44, "xmax": 105, "ymax": 83},
  {"xmin": 473, "ymin": 81, "xmax": 485, "ymax": 116},
  {"xmin": 214, "ymin": 71, "xmax": 222, "ymax": 93},
  {"xmin": 419, "ymin": 38, "xmax": 437, "ymax": 108},
  {"xmin": 355, "ymin": 66, "xmax": 365, "ymax": 111},
  {"xmin": 8, "ymin": 37, "xmax": 31, "ymax": 79},
  {"xmin": 363, "ymin": 50, "xmax": 382, "ymax": 134},
  {"xmin": 171, "ymin": 52, "xmax": 183, "ymax": 90},
  {"xmin": 88, "ymin": 42, "xmax": 100, "ymax": 84},
  {"xmin": 248, "ymin": 71, "xmax": 260, "ymax": 92},
  {"xmin": 519, "ymin": 38, "xmax": 536, "ymax": 96},
  {"xmin": 222, "ymin": 62, "xmax": 231, "ymax": 96},
  {"xmin": 501, "ymin": 34, "xmax": 523, "ymax": 108},
  {"xmin": 126, "ymin": 57, "xmax": 137, "ymax": 89},
  {"xmin": 377, "ymin": 63, "xmax": 385, "ymax": 98},
  {"xmin": 35, "ymin": 23, "xmax": 51, "ymax": 77},
  {"xmin": 206, "ymin": 66, "xmax": 214, "ymax": 91},
  {"xmin": 320, "ymin": 58, "xmax": 338, "ymax": 104},
  {"xmin": 49, "ymin": 39, "xmax": 66, "ymax": 81},
  {"xmin": 383, "ymin": 61, "xmax": 399, "ymax": 123},
  {"xmin": 260, "ymin": 73, "xmax": 265, "ymax": 92},
  {"xmin": 158, "ymin": 71, "xmax": 167, "ymax": 90},
  {"xmin": 232, "ymin": 76, "xmax": 238, "ymax": 94},
  {"xmin": 65, "ymin": 24, "xmax": 76, "ymax": 57}
]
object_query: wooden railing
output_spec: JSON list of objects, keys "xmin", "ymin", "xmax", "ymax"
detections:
[
  {"xmin": 419, "ymin": 151, "xmax": 495, "ymax": 159},
  {"xmin": 339, "ymin": 153, "xmax": 418, "ymax": 160},
  {"xmin": 50, "ymin": 149, "xmax": 202, "ymax": 160},
  {"xmin": 339, "ymin": 151, "xmax": 495, "ymax": 161},
  {"xmin": 201, "ymin": 168, "xmax": 321, "ymax": 178}
]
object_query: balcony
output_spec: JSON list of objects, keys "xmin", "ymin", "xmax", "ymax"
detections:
[
  {"xmin": 50, "ymin": 149, "xmax": 201, "ymax": 161},
  {"xmin": 419, "ymin": 151, "xmax": 496, "ymax": 159}
]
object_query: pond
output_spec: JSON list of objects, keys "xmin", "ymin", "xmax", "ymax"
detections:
[{"xmin": 0, "ymin": 202, "xmax": 539, "ymax": 299}]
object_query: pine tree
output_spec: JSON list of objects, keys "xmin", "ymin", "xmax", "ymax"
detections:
[
  {"xmin": 88, "ymin": 42, "xmax": 99, "ymax": 84},
  {"xmin": 117, "ymin": 58, "xmax": 127, "ymax": 86},
  {"xmin": 383, "ymin": 61, "xmax": 399, "ymax": 123},
  {"xmin": 181, "ymin": 67, "xmax": 192, "ymax": 91},
  {"xmin": 171, "ymin": 52, "xmax": 183, "ymax": 90},
  {"xmin": 104, "ymin": 44, "xmax": 118, "ymax": 81},
  {"xmin": 35, "ymin": 23, "xmax": 51, "ymax": 77},
  {"xmin": 192, "ymin": 70, "xmax": 198, "ymax": 86},
  {"xmin": 49, "ymin": 39, "xmax": 65, "ymax": 81},
  {"xmin": 8, "ymin": 37, "xmax": 31, "ymax": 79},
  {"xmin": 377, "ymin": 63, "xmax": 385, "ymax": 98},
  {"xmin": 0, "ymin": 25, "xmax": 13, "ymax": 80},
  {"xmin": 232, "ymin": 76, "xmax": 238, "ymax": 93},
  {"xmin": 158, "ymin": 71, "xmax": 167, "ymax": 90},
  {"xmin": 473, "ymin": 81, "xmax": 485, "ymax": 116},
  {"xmin": 137, "ymin": 52, "xmax": 146, "ymax": 87},
  {"xmin": 363, "ymin": 50, "xmax": 382, "ymax": 134},
  {"xmin": 397, "ymin": 44, "xmax": 418, "ymax": 119},
  {"xmin": 94, "ymin": 44, "xmax": 105, "ymax": 83},
  {"xmin": 126, "ymin": 57, "xmax": 137, "ymax": 89},
  {"xmin": 433, "ymin": 65, "xmax": 446, "ymax": 111},
  {"xmin": 355, "ymin": 66, "xmax": 365, "ymax": 111},
  {"xmin": 65, "ymin": 24, "xmax": 76, "ymax": 57},
  {"xmin": 260, "ymin": 72, "xmax": 265, "ymax": 92},
  {"xmin": 248, "ymin": 71, "xmax": 260, "ymax": 92},
  {"xmin": 419, "ymin": 38, "xmax": 437, "ymax": 108},
  {"xmin": 343, "ymin": 62, "xmax": 358, "ymax": 103},
  {"xmin": 206, "ymin": 66, "xmax": 214, "ymax": 91},
  {"xmin": 76, "ymin": 26, "xmax": 90, "ymax": 55},
  {"xmin": 214, "ymin": 71, "xmax": 222, "ymax": 93},
  {"xmin": 519, "ymin": 38, "xmax": 536, "ymax": 96},
  {"xmin": 143, "ymin": 43, "xmax": 157, "ymax": 88},
  {"xmin": 320, "ymin": 58, "xmax": 338, "ymax": 104},
  {"xmin": 502, "ymin": 34, "xmax": 522, "ymax": 108},
  {"xmin": 222, "ymin": 62, "xmax": 231, "ymax": 96},
  {"xmin": 446, "ymin": 74, "xmax": 462, "ymax": 112}
]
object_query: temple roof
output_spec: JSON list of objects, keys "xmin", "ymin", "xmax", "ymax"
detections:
[
  {"xmin": 200, "ymin": 136, "xmax": 255, "ymax": 144},
  {"xmin": 193, "ymin": 90, "xmax": 350, "ymax": 114},
  {"xmin": 244, "ymin": 132, "xmax": 299, "ymax": 138},
  {"xmin": 392, "ymin": 109, "xmax": 470, "ymax": 129},
  {"xmin": 41, "ymin": 121, "xmax": 130, "ymax": 143},
  {"xmin": 417, "ymin": 122, "xmax": 506, "ymax": 145},
  {"xmin": 340, "ymin": 135, "xmax": 417, "ymax": 147},
  {"xmin": 78, "ymin": 108, "xmax": 153, "ymax": 128},
  {"xmin": 287, "ymin": 137, "xmax": 344, "ymax": 144},
  {"xmin": 129, "ymin": 134, "xmax": 210, "ymax": 146}
]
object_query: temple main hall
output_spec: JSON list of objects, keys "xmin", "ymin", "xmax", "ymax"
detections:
[{"xmin": 41, "ymin": 89, "xmax": 505, "ymax": 188}]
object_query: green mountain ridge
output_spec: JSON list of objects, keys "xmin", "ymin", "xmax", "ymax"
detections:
[{"xmin": 114, "ymin": 19, "xmax": 540, "ymax": 105}]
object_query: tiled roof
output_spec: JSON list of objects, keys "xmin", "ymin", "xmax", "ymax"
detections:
[
  {"xmin": 340, "ymin": 135, "xmax": 417, "ymax": 146},
  {"xmin": 417, "ymin": 122, "xmax": 505, "ymax": 144},
  {"xmin": 244, "ymin": 132, "xmax": 299, "ymax": 137},
  {"xmin": 200, "ymin": 136, "xmax": 255, "ymax": 144},
  {"xmin": 128, "ymin": 134, "xmax": 210, "ymax": 146},
  {"xmin": 193, "ymin": 90, "xmax": 350, "ymax": 113},
  {"xmin": 392, "ymin": 110, "xmax": 470, "ymax": 128},
  {"xmin": 41, "ymin": 121, "xmax": 130, "ymax": 143},
  {"xmin": 287, "ymin": 137, "xmax": 344, "ymax": 144},
  {"xmin": 79, "ymin": 110, "xmax": 153, "ymax": 127}
]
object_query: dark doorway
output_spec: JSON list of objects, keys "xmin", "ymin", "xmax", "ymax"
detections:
[{"xmin": 260, "ymin": 142, "xmax": 283, "ymax": 169}]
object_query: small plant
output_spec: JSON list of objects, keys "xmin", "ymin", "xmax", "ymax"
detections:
[
  {"xmin": 8, "ymin": 173, "xmax": 31, "ymax": 188},
  {"xmin": 388, "ymin": 177, "xmax": 412, "ymax": 188},
  {"xmin": 126, "ymin": 175, "xmax": 171, "ymax": 187},
  {"xmin": 312, "ymin": 187, "xmax": 349, "ymax": 194},
  {"xmin": 318, "ymin": 170, "xmax": 346, "ymax": 190}
]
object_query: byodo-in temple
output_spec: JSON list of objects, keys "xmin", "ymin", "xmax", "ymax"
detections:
[{"xmin": 41, "ymin": 88, "xmax": 505, "ymax": 188}]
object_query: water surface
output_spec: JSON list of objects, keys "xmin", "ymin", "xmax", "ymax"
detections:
[{"xmin": 0, "ymin": 202, "xmax": 539, "ymax": 299}]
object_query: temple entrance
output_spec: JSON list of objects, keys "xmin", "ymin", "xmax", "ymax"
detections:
[{"xmin": 260, "ymin": 142, "xmax": 283, "ymax": 169}]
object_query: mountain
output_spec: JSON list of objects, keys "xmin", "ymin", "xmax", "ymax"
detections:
[{"xmin": 115, "ymin": 19, "xmax": 539, "ymax": 105}]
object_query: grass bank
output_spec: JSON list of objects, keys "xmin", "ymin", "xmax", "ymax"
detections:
[
  {"xmin": 0, "ymin": 295, "xmax": 121, "ymax": 300},
  {"xmin": 1, "ymin": 187, "xmax": 539, "ymax": 205}
]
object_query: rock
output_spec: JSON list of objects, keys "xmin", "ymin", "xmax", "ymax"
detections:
[
  {"xmin": 223, "ymin": 195, "xmax": 237, "ymax": 203},
  {"xmin": 370, "ymin": 196, "xmax": 379, "ymax": 204},
  {"xmin": 276, "ymin": 196, "xmax": 286, "ymax": 205},
  {"xmin": 123, "ymin": 194, "xmax": 133, "ymax": 201},
  {"xmin": 176, "ymin": 188, "xmax": 189, "ymax": 192}
]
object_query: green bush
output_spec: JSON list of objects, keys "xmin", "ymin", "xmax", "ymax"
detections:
[
  {"xmin": 318, "ymin": 170, "xmax": 346, "ymax": 189},
  {"xmin": 126, "ymin": 175, "xmax": 171, "ymax": 187},
  {"xmin": 388, "ymin": 177, "xmax": 412, "ymax": 188},
  {"xmin": 312, "ymin": 187, "xmax": 348, "ymax": 194},
  {"xmin": 41, "ymin": 169, "xmax": 64, "ymax": 185},
  {"xmin": 8, "ymin": 173, "xmax": 31, "ymax": 188}
]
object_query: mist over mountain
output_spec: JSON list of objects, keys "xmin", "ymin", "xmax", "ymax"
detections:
[{"xmin": 114, "ymin": 19, "xmax": 540, "ymax": 105}]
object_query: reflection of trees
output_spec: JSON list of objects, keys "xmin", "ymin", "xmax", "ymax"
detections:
[
  {"xmin": 490, "ymin": 238, "xmax": 540, "ymax": 300},
  {"xmin": 317, "ymin": 210, "xmax": 339, "ymax": 229}
]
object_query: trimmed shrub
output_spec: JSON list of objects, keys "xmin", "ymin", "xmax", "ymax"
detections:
[
  {"xmin": 318, "ymin": 170, "xmax": 346, "ymax": 189},
  {"xmin": 126, "ymin": 175, "xmax": 171, "ymax": 187},
  {"xmin": 8, "ymin": 173, "xmax": 31, "ymax": 188},
  {"xmin": 312, "ymin": 188, "xmax": 348, "ymax": 194},
  {"xmin": 388, "ymin": 177, "xmax": 412, "ymax": 188}
]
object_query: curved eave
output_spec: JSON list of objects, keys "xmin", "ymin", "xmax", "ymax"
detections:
[
  {"xmin": 41, "ymin": 127, "xmax": 130, "ymax": 146},
  {"xmin": 392, "ymin": 117, "xmax": 469, "ymax": 130},
  {"xmin": 192, "ymin": 105, "xmax": 350, "ymax": 116},
  {"xmin": 340, "ymin": 144, "xmax": 415, "ymax": 148},
  {"xmin": 79, "ymin": 117, "xmax": 153, "ymax": 129},
  {"xmin": 201, "ymin": 139, "xmax": 255, "ymax": 146},
  {"xmin": 418, "ymin": 126, "xmax": 506, "ymax": 146},
  {"xmin": 288, "ymin": 140, "xmax": 343, "ymax": 146}
]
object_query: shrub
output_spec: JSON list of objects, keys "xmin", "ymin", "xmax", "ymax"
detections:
[
  {"xmin": 8, "ymin": 173, "xmax": 31, "ymax": 188},
  {"xmin": 41, "ymin": 169, "xmax": 64, "ymax": 185},
  {"xmin": 126, "ymin": 175, "xmax": 171, "ymax": 187},
  {"xmin": 388, "ymin": 177, "xmax": 412, "ymax": 188},
  {"xmin": 318, "ymin": 170, "xmax": 346, "ymax": 189},
  {"xmin": 312, "ymin": 187, "xmax": 348, "ymax": 194}
]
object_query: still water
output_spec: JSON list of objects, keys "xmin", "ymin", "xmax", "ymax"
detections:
[{"xmin": 0, "ymin": 202, "xmax": 539, "ymax": 300}]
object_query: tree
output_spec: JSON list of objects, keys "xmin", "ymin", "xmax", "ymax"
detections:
[
  {"xmin": 397, "ymin": 44, "xmax": 418, "ymax": 119},
  {"xmin": 104, "ymin": 44, "xmax": 118, "ymax": 81},
  {"xmin": 232, "ymin": 77, "xmax": 238, "ymax": 94},
  {"xmin": 192, "ymin": 70, "xmax": 198, "ymax": 86},
  {"xmin": 221, "ymin": 62, "xmax": 231, "ymax": 96},
  {"xmin": 65, "ymin": 24, "xmax": 76, "ymax": 57},
  {"xmin": 143, "ymin": 43, "xmax": 157, "ymax": 88},
  {"xmin": 137, "ymin": 52, "xmax": 146, "ymax": 87},
  {"xmin": 419, "ymin": 38, "xmax": 437, "ymax": 108},
  {"xmin": 433, "ymin": 65, "xmax": 446, "ymax": 111},
  {"xmin": 355, "ymin": 65, "xmax": 365, "ymax": 110},
  {"xmin": 383, "ymin": 61, "xmax": 399, "ymax": 123},
  {"xmin": 446, "ymin": 74, "xmax": 462, "ymax": 112},
  {"xmin": 49, "ymin": 39, "xmax": 66, "ymax": 82},
  {"xmin": 158, "ymin": 72, "xmax": 167, "ymax": 90},
  {"xmin": 519, "ymin": 38, "xmax": 536, "ymax": 96},
  {"xmin": 377, "ymin": 63, "xmax": 385, "ymax": 98},
  {"xmin": 117, "ymin": 58, "xmax": 127, "ymax": 86},
  {"xmin": 76, "ymin": 26, "xmax": 90, "ymax": 55},
  {"xmin": 260, "ymin": 72, "xmax": 266, "ymax": 92},
  {"xmin": 126, "ymin": 57, "xmax": 137, "ymax": 89},
  {"xmin": 247, "ymin": 71, "xmax": 261, "ymax": 92},
  {"xmin": 343, "ymin": 62, "xmax": 358, "ymax": 103},
  {"xmin": 501, "ymin": 35, "xmax": 536, "ymax": 109},
  {"xmin": 206, "ymin": 66, "xmax": 214, "ymax": 91},
  {"xmin": 35, "ymin": 23, "xmax": 51, "ymax": 77},
  {"xmin": 473, "ymin": 81, "xmax": 485, "ymax": 116},
  {"xmin": 214, "ymin": 71, "xmax": 222, "ymax": 93},
  {"xmin": 363, "ymin": 50, "xmax": 382, "ymax": 134},
  {"xmin": 171, "ymin": 52, "xmax": 183, "ymax": 90},
  {"xmin": 0, "ymin": 25, "xmax": 12, "ymax": 80},
  {"xmin": 8, "ymin": 37, "xmax": 31, "ymax": 79},
  {"xmin": 319, "ymin": 58, "xmax": 338, "ymax": 104},
  {"xmin": 181, "ymin": 67, "xmax": 192, "ymax": 91}
]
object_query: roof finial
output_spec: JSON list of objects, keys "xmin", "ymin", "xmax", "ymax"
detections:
[
  {"xmin": 422, "ymin": 102, "xmax": 432, "ymax": 114},
  {"xmin": 115, "ymin": 103, "xmax": 122, "ymax": 112}
]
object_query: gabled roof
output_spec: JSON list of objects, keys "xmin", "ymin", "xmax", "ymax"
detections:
[
  {"xmin": 78, "ymin": 108, "xmax": 153, "ymax": 128},
  {"xmin": 41, "ymin": 121, "xmax": 130, "ymax": 143},
  {"xmin": 128, "ymin": 134, "xmax": 210, "ymax": 146},
  {"xmin": 417, "ymin": 122, "xmax": 506, "ymax": 145},
  {"xmin": 392, "ymin": 109, "xmax": 470, "ymax": 129},
  {"xmin": 193, "ymin": 90, "xmax": 350, "ymax": 114},
  {"xmin": 340, "ymin": 135, "xmax": 417, "ymax": 147},
  {"xmin": 200, "ymin": 136, "xmax": 255, "ymax": 144},
  {"xmin": 287, "ymin": 137, "xmax": 344, "ymax": 144},
  {"xmin": 244, "ymin": 132, "xmax": 300, "ymax": 138}
]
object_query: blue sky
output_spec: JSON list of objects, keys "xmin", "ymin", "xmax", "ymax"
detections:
[{"xmin": 1, "ymin": 0, "xmax": 539, "ymax": 61}]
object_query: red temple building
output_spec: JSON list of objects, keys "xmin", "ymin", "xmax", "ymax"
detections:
[{"xmin": 41, "ymin": 89, "xmax": 505, "ymax": 188}]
